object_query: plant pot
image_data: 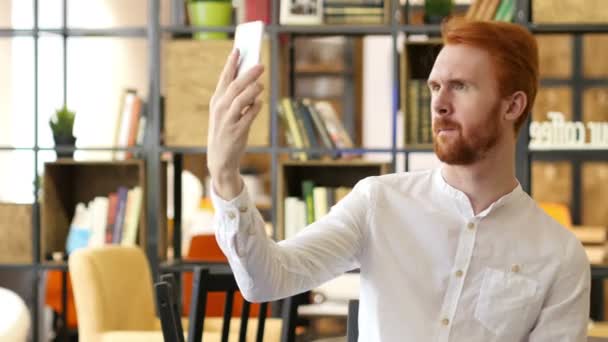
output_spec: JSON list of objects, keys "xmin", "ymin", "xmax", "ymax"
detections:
[
  {"xmin": 53, "ymin": 135, "xmax": 76, "ymax": 159},
  {"xmin": 424, "ymin": 0, "xmax": 452, "ymax": 24},
  {"xmin": 424, "ymin": 14, "xmax": 447, "ymax": 24},
  {"xmin": 188, "ymin": 1, "xmax": 233, "ymax": 40}
]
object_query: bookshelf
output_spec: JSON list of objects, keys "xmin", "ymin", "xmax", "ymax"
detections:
[
  {"xmin": 277, "ymin": 160, "xmax": 390, "ymax": 239},
  {"xmin": 40, "ymin": 160, "xmax": 159, "ymax": 264},
  {"xmin": 1, "ymin": 0, "xmax": 608, "ymax": 340}
]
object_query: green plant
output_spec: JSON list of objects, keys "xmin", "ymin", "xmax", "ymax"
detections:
[
  {"xmin": 49, "ymin": 105, "xmax": 76, "ymax": 138},
  {"xmin": 424, "ymin": 0, "xmax": 453, "ymax": 23}
]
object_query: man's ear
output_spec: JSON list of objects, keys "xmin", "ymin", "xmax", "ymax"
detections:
[{"xmin": 504, "ymin": 91, "xmax": 527, "ymax": 122}]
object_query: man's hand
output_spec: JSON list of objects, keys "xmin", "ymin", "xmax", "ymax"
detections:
[{"xmin": 207, "ymin": 49, "xmax": 265, "ymax": 200}]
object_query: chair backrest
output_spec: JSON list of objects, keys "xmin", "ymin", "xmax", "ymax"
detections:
[
  {"xmin": 346, "ymin": 300, "xmax": 359, "ymax": 342},
  {"xmin": 156, "ymin": 266, "xmax": 298, "ymax": 342},
  {"xmin": 69, "ymin": 246, "xmax": 157, "ymax": 341},
  {"xmin": 183, "ymin": 235, "xmax": 263, "ymax": 318}
]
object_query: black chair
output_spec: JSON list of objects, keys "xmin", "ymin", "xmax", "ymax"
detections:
[
  {"xmin": 155, "ymin": 266, "xmax": 298, "ymax": 342},
  {"xmin": 346, "ymin": 300, "xmax": 359, "ymax": 342}
]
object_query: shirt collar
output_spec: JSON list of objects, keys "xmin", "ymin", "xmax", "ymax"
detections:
[{"xmin": 433, "ymin": 167, "xmax": 525, "ymax": 218}]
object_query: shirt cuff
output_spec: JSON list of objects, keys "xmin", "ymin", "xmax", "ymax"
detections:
[{"xmin": 209, "ymin": 177, "xmax": 252, "ymax": 214}]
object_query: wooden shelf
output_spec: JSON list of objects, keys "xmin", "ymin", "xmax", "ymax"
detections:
[
  {"xmin": 40, "ymin": 160, "xmax": 160, "ymax": 262},
  {"xmin": 277, "ymin": 160, "xmax": 390, "ymax": 240},
  {"xmin": 0, "ymin": 203, "xmax": 32, "ymax": 263}
]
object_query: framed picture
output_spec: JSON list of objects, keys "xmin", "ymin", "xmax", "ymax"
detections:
[{"xmin": 280, "ymin": 0, "xmax": 323, "ymax": 25}]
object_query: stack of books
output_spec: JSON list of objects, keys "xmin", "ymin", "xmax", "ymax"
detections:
[
  {"xmin": 465, "ymin": 0, "xmax": 516, "ymax": 21},
  {"xmin": 405, "ymin": 79, "xmax": 432, "ymax": 146},
  {"xmin": 278, "ymin": 98, "xmax": 356, "ymax": 161},
  {"xmin": 65, "ymin": 186, "xmax": 143, "ymax": 254},
  {"xmin": 284, "ymin": 181, "xmax": 352, "ymax": 239},
  {"xmin": 323, "ymin": 0, "xmax": 389, "ymax": 25}
]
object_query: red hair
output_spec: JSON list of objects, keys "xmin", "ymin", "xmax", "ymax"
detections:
[{"xmin": 441, "ymin": 19, "xmax": 539, "ymax": 134}]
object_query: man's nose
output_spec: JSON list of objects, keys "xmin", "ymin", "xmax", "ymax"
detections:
[{"xmin": 432, "ymin": 89, "xmax": 452, "ymax": 116}]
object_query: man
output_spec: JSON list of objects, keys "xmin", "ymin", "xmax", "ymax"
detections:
[{"xmin": 206, "ymin": 19, "xmax": 590, "ymax": 341}]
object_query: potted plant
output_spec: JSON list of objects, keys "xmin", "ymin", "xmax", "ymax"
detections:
[
  {"xmin": 49, "ymin": 105, "xmax": 76, "ymax": 159},
  {"xmin": 424, "ymin": 0, "xmax": 453, "ymax": 24},
  {"xmin": 187, "ymin": 0, "xmax": 233, "ymax": 40}
]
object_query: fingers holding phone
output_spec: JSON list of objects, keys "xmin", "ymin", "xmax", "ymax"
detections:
[{"xmin": 207, "ymin": 21, "xmax": 266, "ymax": 193}]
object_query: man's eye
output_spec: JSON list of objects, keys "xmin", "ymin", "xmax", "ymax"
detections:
[
  {"xmin": 453, "ymin": 83, "xmax": 466, "ymax": 90},
  {"xmin": 429, "ymin": 84, "xmax": 440, "ymax": 91}
]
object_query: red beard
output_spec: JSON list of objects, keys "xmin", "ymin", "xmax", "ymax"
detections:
[{"xmin": 432, "ymin": 105, "xmax": 501, "ymax": 165}]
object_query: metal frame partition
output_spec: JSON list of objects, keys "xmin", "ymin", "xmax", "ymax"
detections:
[{"xmin": 2, "ymin": 0, "xmax": 608, "ymax": 340}]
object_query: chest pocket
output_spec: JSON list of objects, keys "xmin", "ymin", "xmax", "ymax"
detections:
[{"xmin": 474, "ymin": 267, "xmax": 538, "ymax": 337}]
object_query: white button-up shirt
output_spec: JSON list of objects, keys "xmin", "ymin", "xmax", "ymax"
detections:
[{"xmin": 211, "ymin": 167, "xmax": 590, "ymax": 342}]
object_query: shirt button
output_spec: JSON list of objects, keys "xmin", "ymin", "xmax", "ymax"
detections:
[
  {"xmin": 238, "ymin": 206, "xmax": 248, "ymax": 213},
  {"xmin": 467, "ymin": 222, "xmax": 475, "ymax": 230},
  {"xmin": 227, "ymin": 212, "xmax": 236, "ymax": 220},
  {"xmin": 511, "ymin": 264, "xmax": 521, "ymax": 273},
  {"xmin": 441, "ymin": 318, "xmax": 450, "ymax": 326},
  {"xmin": 455, "ymin": 270, "xmax": 463, "ymax": 277}
]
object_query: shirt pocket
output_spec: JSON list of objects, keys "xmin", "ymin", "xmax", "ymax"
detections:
[{"xmin": 474, "ymin": 267, "xmax": 538, "ymax": 337}]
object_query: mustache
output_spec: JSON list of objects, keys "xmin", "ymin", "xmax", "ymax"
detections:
[{"xmin": 433, "ymin": 118, "xmax": 461, "ymax": 132}]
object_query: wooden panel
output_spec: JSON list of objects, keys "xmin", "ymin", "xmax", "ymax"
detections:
[
  {"xmin": 584, "ymin": 35, "xmax": 608, "ymax": 78},
  {"xmin": 532, "ymin": 87, "xmax": 573, "ymax": 121},
  {"xmin": 164, "ymin": 39, "xmax": 270, "ymax": 147},
  {"xmin": 41, "ymin": 160, "xmax": 146, "ymax": 261},
  {"xmin": 536, "ymin": 35, "xmax": 572, "ymax": 78},
  {"xmin": 531, "ymin": 162, "xmax": 572, "ymax": 208},
  {"xmin": 582, "ymin": 162, "xmax": 608, "ymax": 226},
  {"xmin": 533, "ymin": 0, "xmax": 608, "ymax": 24},
  {"xmin": 583, "ymin": 88, "xmax": 608, "ymax": 123},
  {"xmin": 0, "ymin": 204, "xmax": 32, "ymax": 263}
]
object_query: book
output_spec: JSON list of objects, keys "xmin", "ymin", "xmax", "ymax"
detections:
[
  {"xmin": 114, "ymin": 89, "xmax": 138, "ymax": 160},
  {"xmin": 494, "ymin": 0, "xmax": 515, "ymax": 22},
  {"xmin": 112, "ymin": 187, "xmax": 129, "ymax": 244},
  {"xmin": 121, "ymin": 186, "xmax": 143, "ymax": 246},
  {"xmin": 281, "ymin": 98, "xmax": 308, "ymax": 161},
  {"xmin": 420, "ymin": 83, "xmax": 432, "ymax": 144},
  {"xmin": 314, "ymin": 101, "xmax": 355, "ymax": 153},
  {"xmin": 125, "ymin": 95, "xmax": 143, "ymax": 159},
  {"xmin": 88, "ymin": 197, "xmax": 109, "ymax": 247},
  {"xmin": 304, "ymin": 98, "xmax": 337, "ymax": 155},
  {"xmin": 302, "ymin": 180, "xmax": 316, "ymax": 224},
  {"xmin": 294, "ymin": 99, "xmax": 321, "ymax": 159},
  {"xmin": 335, "ymin": 187, "xmax": 352, "ymax": 202},
  {"xmin": 245, "ymin": 0, "xmax": 271, "ymax": 24},
  {"xmin": 324, "ymin": 2, "xmax": 384, "ymax": 8},
  {"xmin": 407, "ymin": 80, "xmax": 421, "ymax": 145},
  {"xmin": 324, "ymin": 15, "xmax": 384, "ymax": 24},
  {"xmin": 106, "ymin": 192, "xmax": 119, "ymax": 244},
  {"xmin": 324, "ymin": 7, "xmax": 385, "ymax": 15},
  {"xmin": 324, "ymin": 0, "xmax": 383, "ymax": 5},
  {"xmin": 66, "ymin": 202, "xmax": 92, "ymax": 254},
  {"xmin": 284, "ymin": 197, "xmax": 306, "ymax": 239},
  {"xmin": 313, "ymin": 187, "xmax": 329, "ymax": 220},
  {"xmin": 465, "ymin": 0, "xmax": 483, "ymax": 20},
  {"xmin": 478, "ymin": 0, "xmax": 501, "ymax": 20}
]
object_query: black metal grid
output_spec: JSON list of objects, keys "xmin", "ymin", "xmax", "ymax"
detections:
[{"xmin": 1, "ymin": 0, "xmax": 607, "ymax": 340}]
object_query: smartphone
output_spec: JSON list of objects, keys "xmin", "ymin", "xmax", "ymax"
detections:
[{"xmin": 233, "ymin": 21, "xmax": 265, "ymax": 79}]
